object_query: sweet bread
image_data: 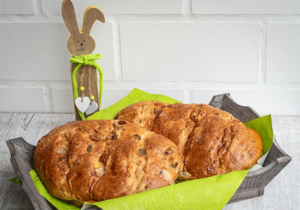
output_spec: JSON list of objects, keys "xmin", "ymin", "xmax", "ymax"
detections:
[
  {"xmin": 116, "ymin": 102, "xmax": 263, "ymax": 179},
  {"xmin": 34, "ymin": 120, "xmax": 182, "ymax": 206}
]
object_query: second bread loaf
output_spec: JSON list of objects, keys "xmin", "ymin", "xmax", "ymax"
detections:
[{"xmin": 115, "ymin": 101, "xmax": 263, "ymax": 179}]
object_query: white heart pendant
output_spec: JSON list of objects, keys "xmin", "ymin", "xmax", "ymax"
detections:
[
  {"xmin": 86, "ymin": 102, "xmax": 98, "ymax": 115},
  {"xmin": 75, "ymin": 97, "xmax": 91, "ymax": 113}
]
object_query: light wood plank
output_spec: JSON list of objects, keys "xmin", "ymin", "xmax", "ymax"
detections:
[
  {"xmin": 0, "ymin": 113, "xmax": 35, "ymax": 210},
  {"xmin": 22, "ymin": 113, "xmax": 74, "ymax": 145},
  {"xmin": 0, "ymin": 113, "xmax": 73, "ymax": 210}
]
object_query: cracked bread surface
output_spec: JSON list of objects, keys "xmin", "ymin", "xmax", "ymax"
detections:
[
  {"xmin": 183, "ymin": 114, "xmax": 262, "ymax": 179},
  {"xmin": 34, "ymin": 120, "xmax": 182, "ymax": 206},
  {"xmin": 114, "ymin": 101, "xmax": 169, "ymax": 130},
  {"xmin": 116, "ymin": 101, "xmax": 263, "ymax": 180},
  {"xmin": 152, "ymin": 103, "xmax": 198, "ymax": 156}
]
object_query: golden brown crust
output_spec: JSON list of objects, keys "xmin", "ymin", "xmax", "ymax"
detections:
[
  {"xmin": 182, "ymin": 115, "xmax": 262, "ymax": 179},
  {"xmin": 34, "ymin": 120, "xmax": 182, "ymax": 206},
  {"xmin": 114, "ymin": 101, "xmax": 169, "ymax": 130},
  {"xmin": 117, "ymin": 101, "xmax": 263, "ymax": 180},
  {"xmin": 152, "ymin": 103, "xmax": 198, "ymax": 156}
]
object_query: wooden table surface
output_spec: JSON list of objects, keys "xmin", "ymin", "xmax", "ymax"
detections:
[{"xmin": 0, "ymin": 113, "xmax": 298, "ymax": 210}]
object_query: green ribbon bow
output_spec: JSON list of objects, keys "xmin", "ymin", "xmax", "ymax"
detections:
[{"xmin": 70, "ymin": 53, "xmax": 103, "ymax": 121}]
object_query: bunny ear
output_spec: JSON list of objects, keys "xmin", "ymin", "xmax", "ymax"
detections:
[
  {"xmin": 62, "ymin": 0, "xmax": 79, "ymax": 36},
  {"xmin": 82, "ymin": 6, "xmax": 105, "ymax": 35}
]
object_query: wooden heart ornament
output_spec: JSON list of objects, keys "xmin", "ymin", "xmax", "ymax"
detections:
[
  {"xmin": 75, "ymin": 97, "xmax": 91, "ymax": 113},
  {"xmin": 86, "ymin": 102, "xmax": 98, "ymax": 115}
]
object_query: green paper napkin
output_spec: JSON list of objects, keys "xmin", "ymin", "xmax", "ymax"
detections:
[
  {"xmin": 87, "ymin": 88, "xmax": 181, "ymax": 120},
  {"xmin": 9, "ymin": 177, "xmax": 21, "ymax": 185},
  {"xmin": 28, "ymin": 89, "xmax": 273, "ymax": 210},
  {"xmin": 245, "ymin": 115, "xmax": 273, "ymax": 156},
  {"xmin": 29, "ymin": 170, "xmax": 247, "ymax": 210},
  {"xmin": 83, "ymin": 170, "xmax": 248, "ymax": 210},
  {"xmin": 30, "ymin": 170, "xmax": 80, "ymax": 210}
]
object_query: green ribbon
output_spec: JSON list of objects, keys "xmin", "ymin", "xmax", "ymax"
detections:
[{"xmin": 69, "ymin": 53, "xmax": 103, "ymax": 121}]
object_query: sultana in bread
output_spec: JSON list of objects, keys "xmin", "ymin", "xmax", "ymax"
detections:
[
  {"xmin": 115, "ymin": 101, "xmax": 263, "ymax": 180},
  {"xmin": 34, "ymin": 120, "xmax": 182, "ymax": 206}
]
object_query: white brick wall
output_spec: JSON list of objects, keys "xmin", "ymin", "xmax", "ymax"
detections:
[
  {"xmin": 266, "ymin": 24, "xmax": 300, "ymax": 82},
  {"xmin": 121, "ymin": 22, "xmax": 260, "ymax": 81},
  {"xmin": 0, "ymin": 0, "xmax": 34, "ymax": 15},
  {"xmin": 1, "ymin": 0, "xmax": 300, "ymax": 115},
  {"xmin": 193, "ymin": 90, "xmax": 300, "ymax": 116},
  {"xmin": 192, "ymin": 0, "xmax": 300, "ymax": 15},
  {"xmin": 0, "ymin": 23, "xmax": 115, "ymax": 80},
  {"xmin": 0, "ymin": 88, "xmax": 45, "ymax": 112},
  {"xmin": 51, "ymin": 88, "xmax": 185, "ymax": 113},
  {"xmin": 43, "ymin": 0, "xmax": 183, "ymax": 15}
]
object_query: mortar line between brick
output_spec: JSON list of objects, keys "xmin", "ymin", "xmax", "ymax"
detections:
[
  {"xmin": 263, "ymin": 24, "xmax": 268, "ymax": 83},
  {"xmin": 258, "ymin": 23, "xmax": 267, "ymax": 83},
  {"xmin": 114, "ymin": 22, "xmax": 123, "ymax": 81},
  {"xmin": 184, "ymin": 89, "xmax": 192, "ymax": 103},
  {"xmin": 32, "ymin": 0, "xmax": 43, "ymax": 15},
  {"xmin": 189, "ymin": 0, "xmax": 192, "ymax": 14},
  {"xmin": 182, "ymin": 0, "xmax": 192, "ymax": 15}
]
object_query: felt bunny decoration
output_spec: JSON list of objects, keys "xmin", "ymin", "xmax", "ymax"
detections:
[{"xmin": 62, "ymin": 0, "xmax": 105, "ymax": 121}]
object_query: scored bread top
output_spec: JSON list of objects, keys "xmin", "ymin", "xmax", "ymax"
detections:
[
  {"xmin": 116, "ymin": 101, "xmax": 263, "ymax": 180},
  {"xmin": 34, "ymin": 120, "xmax": 182, "ymax": 206},
  {"xmin": 114, "ymin": 101, "xmax": 169, "ymax": 130},
  {"xmin": 183, "ymin": 114, "xmax": 262, "ymax": 179}
]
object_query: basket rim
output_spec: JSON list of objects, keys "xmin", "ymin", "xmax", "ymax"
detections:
[{"xmin": 209, "ymin": 93, "xmax": 292, "ymax": 177}]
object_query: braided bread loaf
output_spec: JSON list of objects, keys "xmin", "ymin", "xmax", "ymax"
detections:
[
  {"xmin": 115, "ymin": 101, "xmax": 263, "ymax": 180},
  {"xmin": 34, "ymin": 120, "xmax": 182, "ymax": 206}
]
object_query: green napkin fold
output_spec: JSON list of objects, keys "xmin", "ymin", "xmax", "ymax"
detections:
[
  {"xmin": 245, "ymin": 115, "xmax": 273, "ymax": 156},
  {"xmin": 9, "ymin": 177, "xmax": 21, "ymax": 185},
  {"xmin": 27, "ymin": 89, "xmax": 273, "ymax": 210},
  {"xmin": 30, "ymin": 170, "xmax": 80, "ymax": 210},
  {"xmin": 82, "ymin": 170, "xmax": 248, "ymax": 210},
  {"xmin": 87, "ymin": 88, "xmax": 181, "ymax": 120}
]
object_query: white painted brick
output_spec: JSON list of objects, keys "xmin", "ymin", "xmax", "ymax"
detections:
[
  {"xmin": 141, "ymin": 89, "xmax": 185, "ymax": 102},
  {"xmin": 43, "ymin": 0, "xmax": 182, "ymax": 15},
  {"xmin": 0, "ymin": 0, "xmax": 34, "ymax": 15},
  {"xmin": 0, "ymin": 23, "xmax": 114, "ymax": 81},
  {"xmin": 121, "ymin": 22, "xmax": 260, "ymax": 82},
  {"xmin": 193, "ymin": 90, "xmax": 300, "ymax": 115},
  {"xmin": 0, "ymin": 88, "xmax": 45, "ymax": 112},
  {"xmin": 51, "ymin": 88, "xmax": 184, "ymax": 113},
  {"xmin": 192, "ymin": 0, "xmax": 300, "ymax": 15},
  {"xmin": 101, "ymin": 89, "xmax": 185, "ymax": 110},
  {"xmin": 266, "ymin": 24, "xmax": 300, "ymax": 82},
  {"xmin": 51, "ymin": 89, "xmax": 74, "ymax": 113},
  {"xmin": 101, "ymin": 89, "xmax": 131, "ymax": 110}
]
